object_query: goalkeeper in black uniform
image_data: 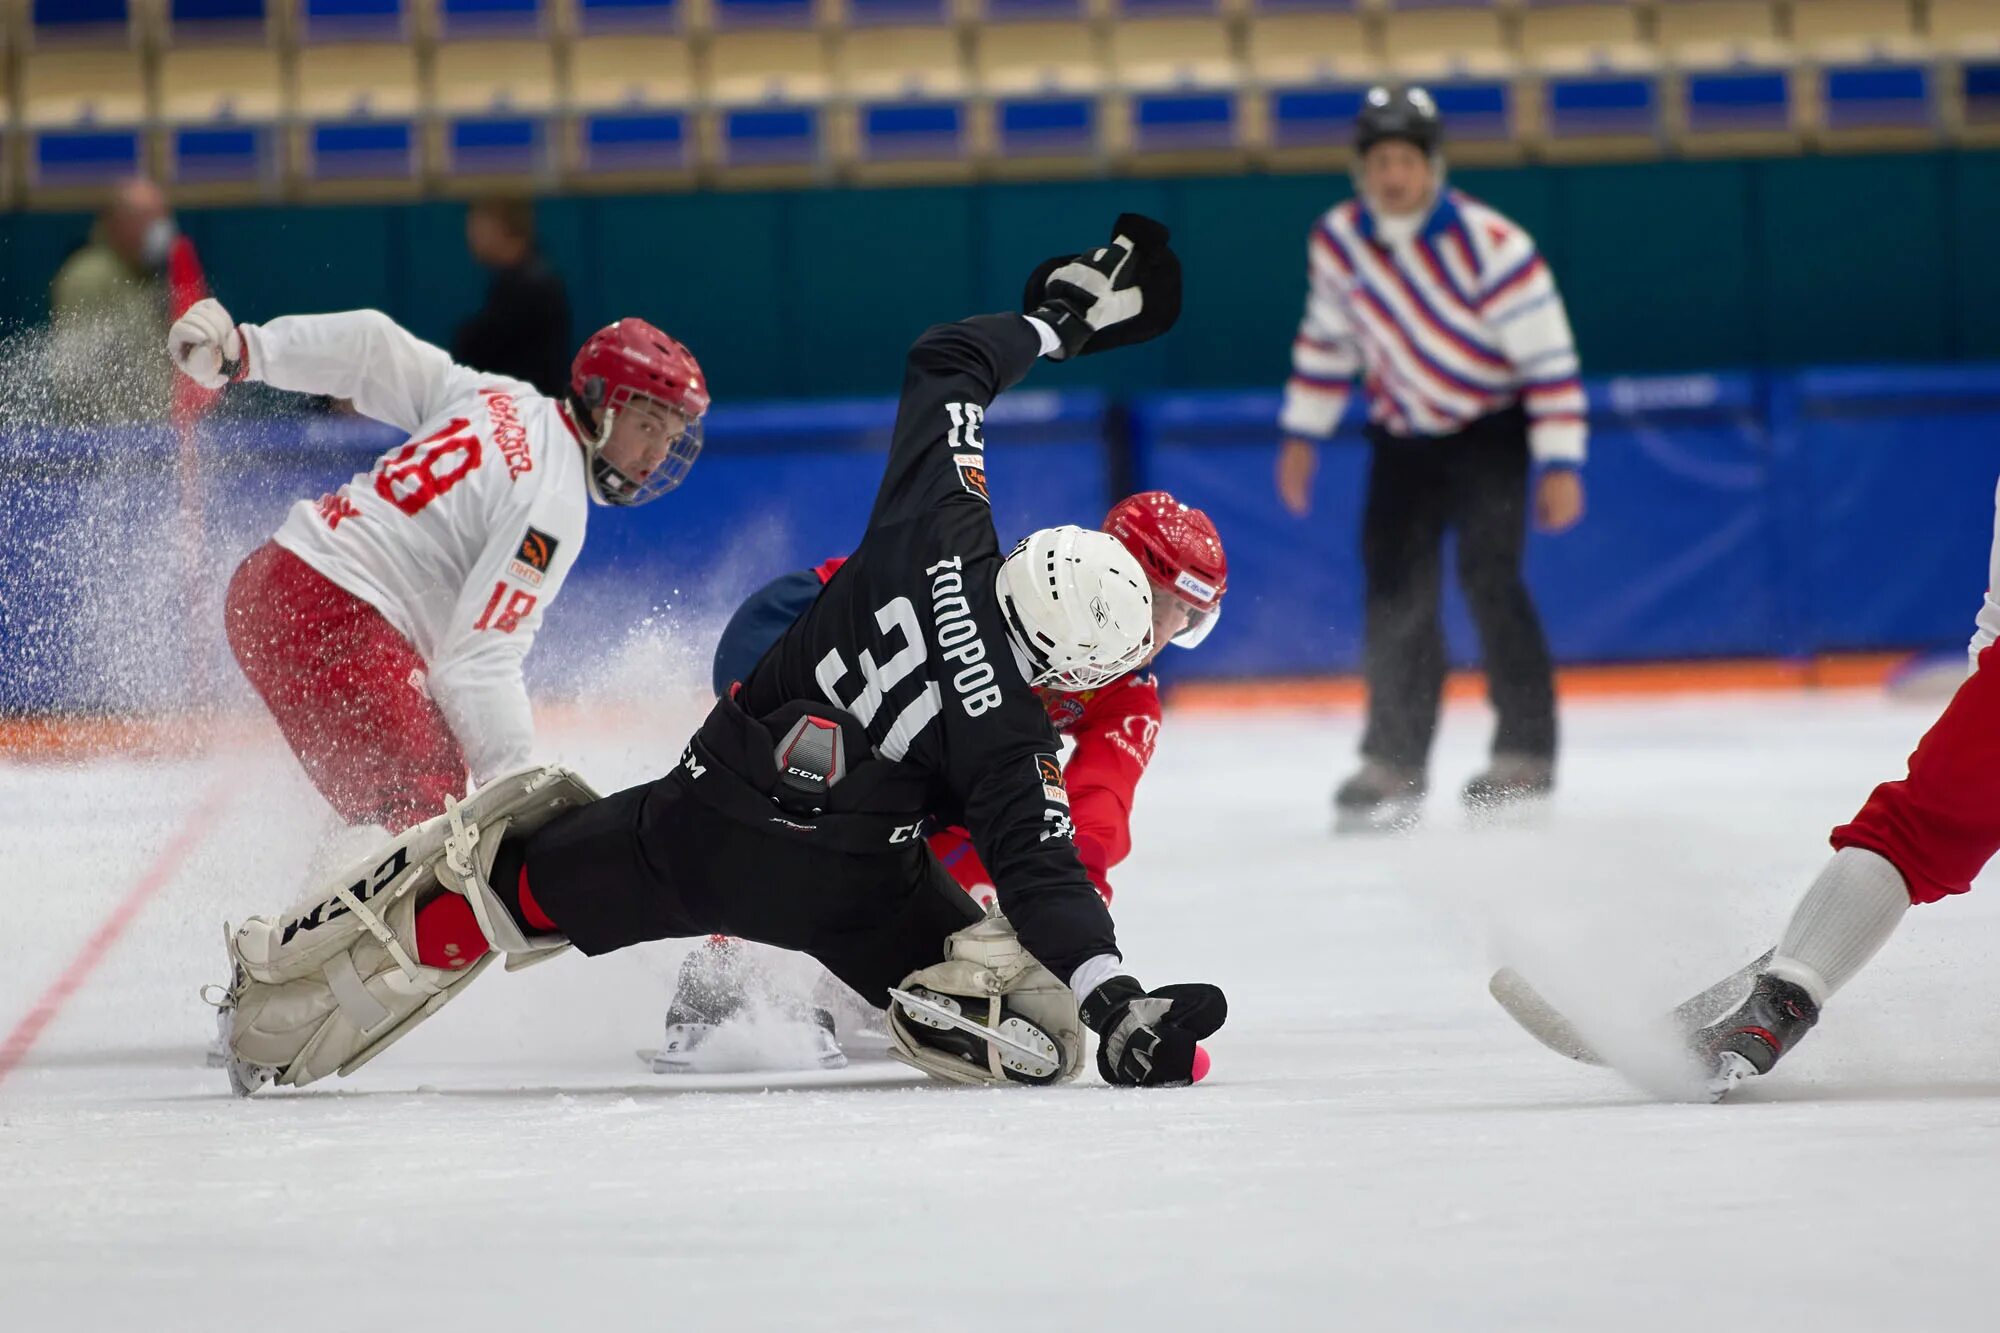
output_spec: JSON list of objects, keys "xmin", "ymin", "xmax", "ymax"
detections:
[{"xmin": 214, "ymin": 216, "xmax": 1228, "ymax": 1093}]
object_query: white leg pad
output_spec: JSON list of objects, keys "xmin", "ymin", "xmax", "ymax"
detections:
[{"xmin": 216, "ymin": 765, "xmax": 599, "ymax": 1090}]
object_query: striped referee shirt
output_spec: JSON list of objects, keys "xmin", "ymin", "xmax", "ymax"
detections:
[{"xmin": 1279, "ymin": 189, "xmax": 1587, "ymax": 467}]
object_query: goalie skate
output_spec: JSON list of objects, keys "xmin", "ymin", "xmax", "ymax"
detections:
[{"xmin": 889, "ymin": 986, "xmax": 1064, "ymax": 1084}]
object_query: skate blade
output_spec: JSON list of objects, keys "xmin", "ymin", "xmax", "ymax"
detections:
[
  {"xmin": 889, "ymin": 987, "xmax": 1060, "ymax": 1079},
  {"xmin": 1334, "ymin": 799, "xmax": 1424, "ymax": 836},
  {"xmin": 645, "ymin": 1020, "xmax": 848, "ymax": 1074},
  {"xmin": 1705, "ymin": 1051, "xmax": 1756, "ymax": 1103}
]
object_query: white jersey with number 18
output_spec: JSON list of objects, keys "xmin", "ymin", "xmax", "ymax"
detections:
[{"xmin": 251, "ymin": 310, "xmax": 590, "ymax": 784}]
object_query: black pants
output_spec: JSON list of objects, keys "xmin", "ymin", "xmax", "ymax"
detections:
[
  {"xmin": 1358, "ymin": 405, "xmax": 1557, "ymax": 771},
  {"xmin": 517, "ymin": 774, "xmax": 982, "ymax": 1007}
]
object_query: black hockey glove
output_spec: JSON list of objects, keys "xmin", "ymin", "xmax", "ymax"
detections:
[
  {"xmin": 1023, "ymin": 213, "xmax": 1182, "ymax": 360},
  {"xmin": 1081, "ymin": 975, "xmax": 1226, "ymax": 1087}
]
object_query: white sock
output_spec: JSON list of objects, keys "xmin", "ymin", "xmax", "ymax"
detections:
[{"xmin": 1767, "ymin": 847, "xmax": 1910, "ymax": 1004}]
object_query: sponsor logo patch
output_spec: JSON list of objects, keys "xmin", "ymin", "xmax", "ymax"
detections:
[
  {"xmin": 1174, "ymin": 570, "xmax": 1217, "ymax": 603},
  {"xmin": 1036, "ymin": 752, "xmax": 1069, "ymax": 806},
  {"xmin": 953, "ymin": 454, "xmax": 990, "ymax": 503},
  {"xmin": 508, "ymin": 526, "xmax": 561, "ymax": 586}
]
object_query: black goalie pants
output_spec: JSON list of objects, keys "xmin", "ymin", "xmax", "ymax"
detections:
[
  {"xmin": 514, "ymin": 772, "xmax": 982, "ymax": 1007},
  {"xmin": 1358, "ymin": 404, "xmax": 1558, "ymax": 772}
]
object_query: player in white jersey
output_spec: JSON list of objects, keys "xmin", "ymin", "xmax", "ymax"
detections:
[{"xmin": 168, "ymin": 299, "xmax": 708, "ymax": 831}]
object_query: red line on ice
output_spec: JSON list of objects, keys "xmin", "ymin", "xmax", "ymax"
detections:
[{"xmin": 0, "ymin": 778, "xmax": 235, "ymax": 1087}]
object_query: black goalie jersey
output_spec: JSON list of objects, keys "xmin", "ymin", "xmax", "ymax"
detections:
[{"xmin": 737, "ymin": 314, "xmax": 1119, "ymax": 984}]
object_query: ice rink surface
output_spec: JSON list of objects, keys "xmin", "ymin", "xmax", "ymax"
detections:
[{"xmin": 5, "ymin": 689, "xmax": 1998, "ymax": 1332}]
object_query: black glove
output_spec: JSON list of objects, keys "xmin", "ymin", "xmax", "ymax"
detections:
[
  {"xmin": 1022, "ymin": 213, "xmax": 1182, "ymax": 360},
  {"xmin": 1080, "ymin": 975, "xmax": 1227, "ymax": 1087}
]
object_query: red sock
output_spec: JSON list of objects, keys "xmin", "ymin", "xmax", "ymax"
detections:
[
  {"xmin": 516, "ymin": 868, "xmax": 558, "ymax": 932},
  {"xmin": 414, "ymin": 895, "xmax": 491, "ymax": 971}
]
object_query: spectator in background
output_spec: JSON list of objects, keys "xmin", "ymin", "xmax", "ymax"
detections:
[
  {"xmin": 1275, "ymin": 85, "xmax": 1587, "ymax": 834},
  {"xmin": 452, "ymin": 194, "xmax": 571, "ymax": 397},
  {"xmin": 49, "ymin": 177, "xmax": 179, "ymax": 424}
]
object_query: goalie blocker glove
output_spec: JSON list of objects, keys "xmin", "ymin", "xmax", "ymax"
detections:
[
  {"xmin": 1080, "ymin": 975, "xmax": 1226, "ymax": 1087},
  {"xmin": 1023, "ymin": 212, "xmax": 1182, "ymax": 360}
]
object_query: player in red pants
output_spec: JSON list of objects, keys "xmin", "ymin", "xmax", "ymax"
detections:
[
  {"xmin": 1698, "ymin": 482, "xmax": 2000, "ymax": 1094},
  {"xmin": 658, "ymin": 490, "xmax": 1228, "ymax": 1071},
  {"xmin": 170, "ymin": 297, "xmax": 708, "ymax": 833}
]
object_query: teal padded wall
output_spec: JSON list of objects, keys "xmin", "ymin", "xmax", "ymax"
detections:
[{"xmin": 2, "ymin": 151, "xmax": 1994, "ymax": 402}]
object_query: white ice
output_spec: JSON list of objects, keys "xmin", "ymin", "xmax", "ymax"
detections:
[{"xmin": 4, "ymin": 689, "xmax": 1995, "ymax": 1331}]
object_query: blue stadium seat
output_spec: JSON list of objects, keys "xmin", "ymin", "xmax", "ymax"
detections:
[
  {"xmin": 713, "ymin": 0, "xmax": 818, "ymax": 28},
  {"xmin": 1246, "ymin": 0, "xmax": 1358, "ymax": 11},
  {"xmin": 1267, "ymin": 84, "xmax": 1366, "ymax": 148},
  {"xmin": 579, "ymin": 111, "xmax": 691, "ymax": 171},
  {"xmin": 169, "ymin": 0, "xmax": 271, "ymax": 42},
  {"xmin": 573, "ymin": 35, "xmax": 694, "ymax": 170},
  {"xmin": 161, "ymin": 46, "xmax": 283, "ymax": 184},
  {"xmin": 1967, "ymin": 61, "xmax": 2000, "ymax": 128},
  {"xmin": 980, "ymin": 0, "xmax": 1088, "ymax": 22},
  {"xmin": 847, "ymin": 0, "xmax": 950, "ymax": 25},
  {"xmin": 859, "ymin": 101, "xmax": 968, "ymax": 160},
  {"xmin": 437, "ymin": 0, "xmax": 548, "ymax": 39},
  {"xmin": 300, "ymin": 0, "xmax": 412, "ymax": 42},
  {"xmin": 1112, "ymin": 0, "xmax": 1227, "ymax": 16},
  {"xmin": 308, "ymin": 121, "xmax": 418, "ymax": 178},
  {"xmin": 22, "ymin": 48, "xmax": 148, "ymax": 187},
  {"xmin": 298, "ymin": 43, "xmax": 421, "ymax": 179},
  {"xmin": 1820, "ymin": 63, "xmax": 1932, "ymax": 131},
  {"xmin": 1683, "ymin": 68, "xmax": 1792, "ymax": 134},
  {"xmin": 435, "ymin": 41, "xmax": 557, "ymax": 174},
  {"xmin": 1544, "ymin": 72, "xmax": 1661, "ymax": 139},
  {"xmin": 32, "ymin": 0, "xmax": 132, "ymax": 43},
  {"xmin": 34, "ymin": 131, "xmax": 144, "ymax": 188},
  {"xmin": 720, "ymin": 106, "xmax": 822, "ymax": 164},
  {"xmin": 576, "ymin": 0, "xmax": 683, "ymax": 30},
  {"xmin": 994, "ymin": 96, "xmax": 1097, "ymax": 156},
  {"xmin": 1130, "ymin": 92, "xmax": 1237, "ymax": 151},
  {"xmin": 1427, "ymin": 80, "xmax": 1512, "ymax": 141}
]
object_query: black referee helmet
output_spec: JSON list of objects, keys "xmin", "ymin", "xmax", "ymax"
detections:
[{"xmin": 1355, "ymin": 84, "xmax": 1443, "ymax": 156}]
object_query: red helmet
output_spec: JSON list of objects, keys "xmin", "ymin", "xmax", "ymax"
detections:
[
  {"xmin": 570, "ymin": 319, "xmax": 710, "ymax": 506},
  {"xmin": 1103, "ymin": 490, "xmax": 1227, "ymax": 649}
]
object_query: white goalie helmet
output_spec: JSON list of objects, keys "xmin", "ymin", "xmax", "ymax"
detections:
[{"xmin": 996, "ymin": 525, "xmax": 1154, "ymax": 690}]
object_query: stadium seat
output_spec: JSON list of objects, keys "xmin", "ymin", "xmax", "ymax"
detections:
[
  {"xmin": 434, "ymin": 41, "xmax": 559, "ymax": 173},
  {"xmin": 31, "ymin": 0, "xmax": 136, "ymax": 45},
  {"xmin": 1654, "ymin": 1, "xmax": 1785, "ymax": 67},
  {"xmin": 1247, "ymin": 12, "xmax": 1376, "ymax": 148},
  {"xmin": 979, "ymin": 0, "xmax": 1089, "ymax": 24},
  {"xmin": 840, "ymin": 27, "xmax": 970, "ymax": 160},
  {"xmin": 572, "ymin": 35, "xmax": 696, "ymax": 170},
  {"xmin": 712, "ymin": 0, "xmax": 821, "ymax": 29},
  {"xmin": 574, "ymin": 0, "xmax": 684, "ymax": 31},
  {"xmin": 1929, "ymin": 1, "xmax": 2000, "ymax": 56},
  {"xmin": 1111, "ymin": 0, "xmax": 1227, "ymax": 17},
  {"xmin": 975, "ymin": 21, "xmax": 1102, "ymax": 156},
  {"xmin": 1109, "ymin": 18, "xmax": 1241, "ymax": 151},
  {"xmin": 160, "ymin": 45, "xmax": 284, "ymax": 183},
  {"xmin": 299, "ymin": 0, "xmax": 413, "ymax": 42},
  {"xmin": 22, "ymin": 49, "xmax": 148, "ymax": 187},
  {"xmin": 1790, "ymin": 1, "xmax": 1921, "ymax": 61},
  {"xmin": 1425, "ymin": 79, "xmax": 1513, "ymax": 143},
  {"xmin": 845, "ymin": 0, "xmax": 951, "ymax": 26},
  {"xmin": 1542, "ymin": 72, "xmax": 1662, "ymax": 141},
  {"xmin": 1380, "ymin": 4, "xmax": 1511, "ymax": 80},
  {"xmin": 297, "ymin": 42, "xmax": 422, "ymax": 178},
  {"xmin": 1518, "ymin": 3, "xmax": 1649, "ymax": 72},
  {"xmin": 167, "ymin": 0, "xmax": 274, "ymax": 43},
  {"xmin": 1246, "ymin": 12, "xmax": 1374, "ymax": 87},
  {"xmin": 1965, "ymin": 60, "xmax": 2000, "ymax": 129},
  {"xmin": 436, "ymin": 0, "xmax": 550, "ymax": 38},
  {"xmin": 710, "ymin": 31, "xmax": 831, "ymax": 164},
  {"xmin": 1817, "ymin": 61, "xmax": 1933, "ymax": 132},
  {"xmin": 1246, "ymin": 0, "xmax": 1360, "ymax": 13}
]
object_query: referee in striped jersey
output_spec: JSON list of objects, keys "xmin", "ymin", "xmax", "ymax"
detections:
[{"xmin": 1275, "ymin": 85, "xmax": 1586, "ymax": 832}]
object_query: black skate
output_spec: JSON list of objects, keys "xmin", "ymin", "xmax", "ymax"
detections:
[
  {"xmin": 1696, "ymin": 973, "xmax": 1819, "ymax": 1098},
  {"xmin": 1334, "ymin": 762, "xmax": 1425, "ymax": 834},
  {"xmin": 1461, "ymin": 754, "xmax": 1554, "ymax": 814},
  {"xmin": 651, "ymin": 937, "xmax": 846, "ymax": 1074}
]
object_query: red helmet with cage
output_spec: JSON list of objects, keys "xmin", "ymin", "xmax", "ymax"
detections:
[
  {"xmin": 569, "ymin": 319, "xmax": 710, "ymax": 506},
  {"xmin": 1103, "ymin": 490, "xmax": 1227, "ymax": 649}
]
